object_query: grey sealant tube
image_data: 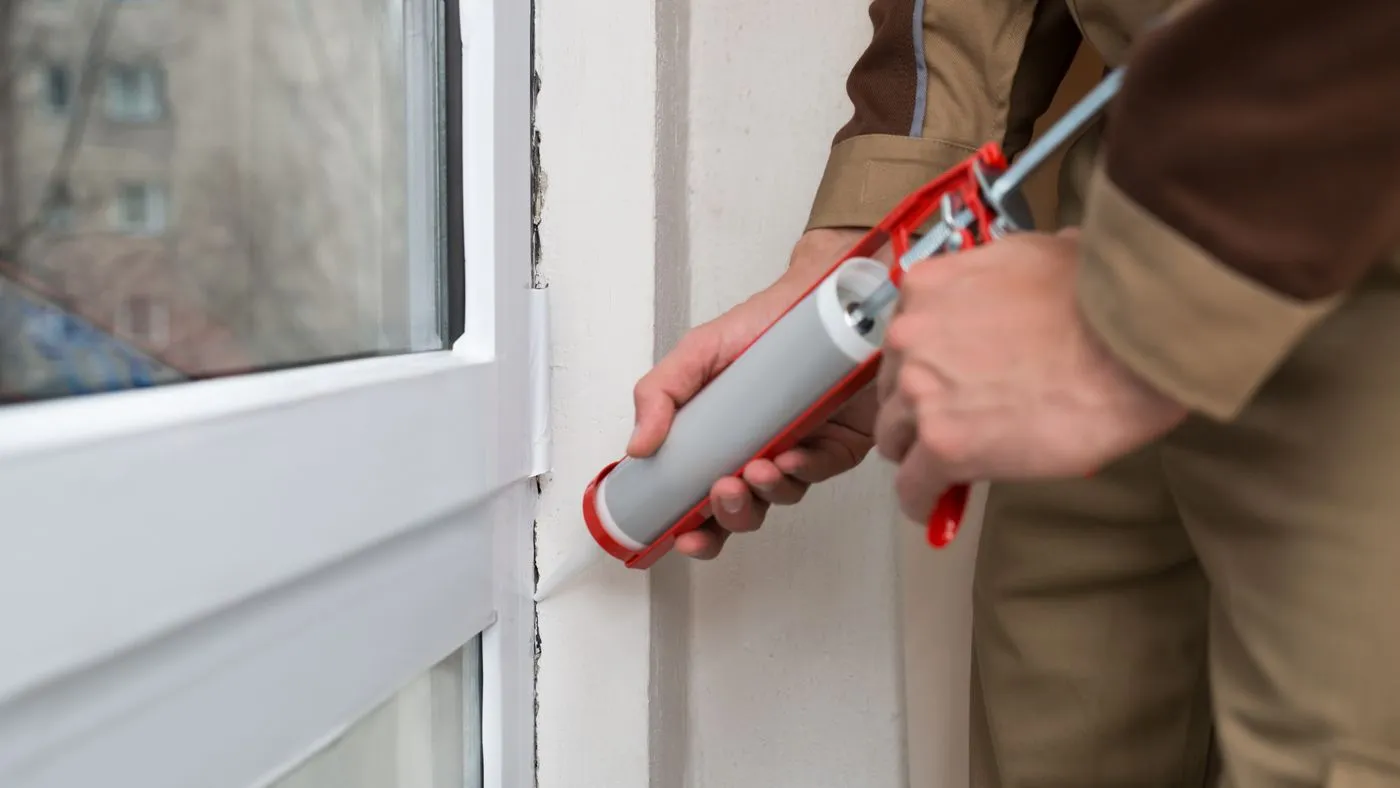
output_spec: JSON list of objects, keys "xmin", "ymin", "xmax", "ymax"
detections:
[{"xmin": 591, "ymin": 257, "xmax": 895, "ymax": 552}]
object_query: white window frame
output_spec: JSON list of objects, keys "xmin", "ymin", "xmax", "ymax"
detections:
[{"xmin": 0, "ymin": 1, "xmax": 536, "ymax": 787}]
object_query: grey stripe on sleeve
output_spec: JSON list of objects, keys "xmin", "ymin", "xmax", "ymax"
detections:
[{"xmin": 908, "ymin": 0, "xmax": 929, "ymax": 137}]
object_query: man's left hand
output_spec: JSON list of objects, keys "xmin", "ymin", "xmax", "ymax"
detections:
[{"xmin": 873, "ymin": 230, "xmax": 1188, "ymax": 523}]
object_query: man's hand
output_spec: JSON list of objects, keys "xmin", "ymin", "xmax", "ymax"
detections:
[
  {"xmin": 872, "ymin": 230, "xmax": 1188, "ymax": 523},
  {"xmin": 629, "ymin": 228, "xmax": 877, "ymax": 560}
]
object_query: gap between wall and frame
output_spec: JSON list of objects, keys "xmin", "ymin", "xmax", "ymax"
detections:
[
  {"xmin": 527, "ymin": 3, "xmax": 544, "ymax": 788},
  {"xmin": 528, "ymin": 0, "xmax": 695, "ymax": 783}
]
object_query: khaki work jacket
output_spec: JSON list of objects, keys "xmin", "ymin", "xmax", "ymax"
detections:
[{"xmin": 807, "ymin": 0, "xmax": 1400, "ymax": 422}]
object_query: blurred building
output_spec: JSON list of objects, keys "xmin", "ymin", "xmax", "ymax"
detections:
[{"xmin": 0, "ymin": 0, "xmax": 415, "ymax": 400}]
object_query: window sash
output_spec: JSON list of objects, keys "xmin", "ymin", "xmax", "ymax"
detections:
[
  {"xmin": 0, "ymin": 477, "xmax": 512, "ymax": 788},
  {"xmin": 0, "ymin": 349, "xmax": 519, "ymax": 710}
]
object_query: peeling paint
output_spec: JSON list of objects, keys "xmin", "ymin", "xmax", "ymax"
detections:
[
  {"xmin": 529, "ymin": 3, "xmax": 546, "ymax": 292},
  {"xmin": 530, "ymin": 6, "xmax": 544, "ymax": 787}
]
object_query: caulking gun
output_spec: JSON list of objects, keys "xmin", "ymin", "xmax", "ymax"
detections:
[{"xmin": 535, "ymin": 68, "xmax": 1126, "ymax": 602}]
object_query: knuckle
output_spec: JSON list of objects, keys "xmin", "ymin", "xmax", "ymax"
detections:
[
  {"xmin": 786, "ymin": 461, "xmax": 823, "ymax": 485},
  {"xmin": 876, "ymin": 362, "xmax": 897, "ymax": 403},
  {"xmin": 875, "ymin": 437, "xmax": 899, "ymax": 463},
  {"xmin": 885, "ymin": 316, "xmax": 913, "ymax": 353},
  {"xmin": 902, "ymin": 259, "xmax": 949, "ymax": 291},
  {"xmin": 834, "ymin": 437, "xmax": 868, "ymax": 467},
  {"xmin": 877, "ymin": 433, "xmax": 910, "ymax": 466},
  {"xmin": 779, "ymin": 482, "xmax": 807, "ymax": 504},
  {"xmin": 918, "ymin": 419, "xmax": 969, "ymax": 466},
  {"xmin": 718, "ymin": 510, "xmax": 755, "ymax": 533},
  {"xmin": 632, "ymin": 371, "xmax": 661, "ymax": 404},
  {"xmin": 903, "ymin": 263, "xmax": 935, "ymax": 286},
  {"xmin": 894, "ymin": 476, "xmax": 918, "ymax": 513},
  {"xmin": 674, "ymin": 326, "xmax": 708, "ymax": 355},
  {"xmin": 893, "ymin": 476, "xmax": 925, "ymax": 523},
  {"xmin": 726, "ymin": 517, "xmax": 756, "ymax": 534},
  {"xmin": 896, "ymin": 363, "xmax": 930, "ymax": 403},
  {"xmin": 711, "ymin": 510, "xmax": 738, "ymax": 531},
  {"xmin": 656, "ymin": 330, "xmax": 712, "ymax": 379}
]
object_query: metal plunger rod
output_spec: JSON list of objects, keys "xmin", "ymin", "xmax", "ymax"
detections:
[
  {"xmin": 847, "ymin": 67, "xmax": 1125, "ymax": 332},
  {"xmin": 989, "ymin": 67, "xmax": 1124, "ymax": 206}
]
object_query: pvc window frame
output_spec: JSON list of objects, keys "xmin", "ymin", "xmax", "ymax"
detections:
[{"xmin": 0, "ymin": 0, "xmax": 535, "ymax": 786}]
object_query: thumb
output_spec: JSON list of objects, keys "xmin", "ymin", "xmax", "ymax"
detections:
[
  {"xmin": 627, "ymin": 331, "xmax": 720, "ymax": 457},
  {"xmin": 893, "ymin": 439, "xmax": 954, "ymax": 525},
  {"xmin": 627, "ymin": 384, "xmax": 676, "ymax": 457}
]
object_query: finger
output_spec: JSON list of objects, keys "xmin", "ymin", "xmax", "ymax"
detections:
[
  {"xmin": 876, "ymin": 348, "xmax": 900, "ymax": 404},
  {"xmin": 709, "ymin": 476, "xmax": 770, "ymax": 533},
  {"xmin": 773, "ymin": 431, "xmax": 866, "ymax": 484},
  {"xmin": 627, "ymin": 391, "xmax": 676, "ymax": 458},
  {"xmin": 675, "ymin": 524, "xmax": 729, "ymax": 560},
  {"xmin": 628, "ymin": 332, "xmax": 722, "ymax": 457},
  {"xmin": 894, "ymin": 440, "xmax": 953, "ymax": 524},
  {"xmin": 873, "ymin": 395, "xmax": 918, "ymax": 463},
  {"xmin": 741, "ymin": 459, "xmax": 809, "ymax": 505},
  {"xmin": 879, "ymin": 312, "xmax": 932, "ymax": 404}
]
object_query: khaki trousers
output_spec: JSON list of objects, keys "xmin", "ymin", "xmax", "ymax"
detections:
[{"xmin": 970, "ymin": 126, "xmax": 1400, "ymax": 788}]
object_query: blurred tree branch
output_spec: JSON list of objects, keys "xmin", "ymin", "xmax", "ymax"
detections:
[{"xmin": 0, "ymin": 0, "xmax": 119, "ymax": 263}]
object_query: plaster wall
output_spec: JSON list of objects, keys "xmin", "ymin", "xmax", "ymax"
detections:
[{"xmin": 533, "ymin": 1, "xmax": 661, "ymax": 786}]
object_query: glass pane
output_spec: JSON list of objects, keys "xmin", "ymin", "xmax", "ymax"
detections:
[
  {"xmin": 0, "ymin": 0, "xmax": 447, "ymax": 405},
  {"xmin": 268, "ymin": 641, "xmax": 482, "ymax": 788}
]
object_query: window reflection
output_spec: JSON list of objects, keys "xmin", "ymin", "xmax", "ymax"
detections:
[{"xmin": 0, "ymin": 0, "xmax": 444, "ymax": 404}]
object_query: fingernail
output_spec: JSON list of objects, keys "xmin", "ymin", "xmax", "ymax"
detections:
[{"xmin": 720, "ymin": 494, "xmax": 743, "ymax": 514}]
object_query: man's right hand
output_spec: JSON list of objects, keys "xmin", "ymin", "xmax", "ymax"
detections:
[{"xmin": 627, "ymin": 228, "xmax": 879, "ymax": 560}]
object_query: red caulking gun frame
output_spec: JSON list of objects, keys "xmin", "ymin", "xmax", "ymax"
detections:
[{"xmin": 582, "ymin": 68, "xmax": 1126, "ymax": 571}]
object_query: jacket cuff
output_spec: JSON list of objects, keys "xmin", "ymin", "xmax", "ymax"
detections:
[
  {"xmin": 1075, "ymin": 166, "xmax": 1340, "ymax": 421},
  {"xmin": 806, "ymin": 134, "xmax": 977, "ymax": 232}
]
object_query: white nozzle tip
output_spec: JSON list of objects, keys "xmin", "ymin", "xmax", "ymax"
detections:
[{"xmin": 534, "ymin": 541, "xmax": 604, "ymax": 603}]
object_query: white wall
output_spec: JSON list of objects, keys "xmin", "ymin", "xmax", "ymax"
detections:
[
  {"xmin": 535, "ymin": 2, "xmax": 981, "ymax": 786},
  {"xmin": 533, "ymin": 1, "xmax": 660, "ymax": 787},
  {"xmin": 682, "ymin": 2, "xmax": 912, "ymax": 787}
]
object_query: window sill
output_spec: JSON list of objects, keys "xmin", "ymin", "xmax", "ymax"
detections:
[{"xmin": 0, "ymin": 348, "xmax": 528, "ymax": 713}]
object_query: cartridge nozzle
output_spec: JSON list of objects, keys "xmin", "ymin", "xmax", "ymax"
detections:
[{"xmin": 534, "ymin": 538, "xmax": 605, "ymax": 602}]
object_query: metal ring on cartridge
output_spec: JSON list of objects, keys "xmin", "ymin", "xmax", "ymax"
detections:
[{"xmin": 583, "ymin": 257, "xmax": 896, "ymax": 568}]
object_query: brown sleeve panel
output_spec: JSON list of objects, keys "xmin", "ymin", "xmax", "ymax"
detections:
[
  {"xmin": 810, "ymin": 0, "xmax": 1082, "ymax": 231},
  {"xmin": 1001, "ymin": 0, "xmax": 1082, "ymax": 161},
  {"xmin": 1103, "ymin": 0, "xmax": 1400, "ymax": 301},
  {"xmin": 834, "ymin": 0, "xmax": 920, "ymax": 143}
]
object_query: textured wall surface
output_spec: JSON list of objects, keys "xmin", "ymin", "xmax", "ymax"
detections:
[{"xmin": 533, "ymin": 1, "xmax": 660, "ymax": 786}]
